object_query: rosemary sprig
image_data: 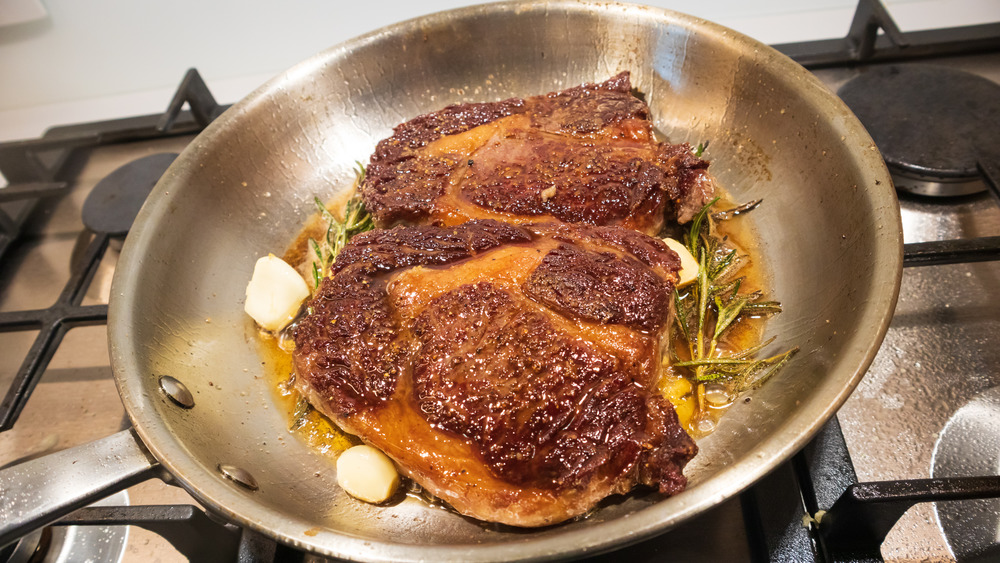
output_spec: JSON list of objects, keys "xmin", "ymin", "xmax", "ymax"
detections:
[
  {"xmin": 354, "ymin": 160, "xmax": 367, "ymax": 184},
  {"xmin": 293, "ymin": 165, "xmax": 374, "ymax": 431},
  {"xmin": 290, "ymin": 395, "xmax": 311, "ymax": 431},
  {"xmin": 308, "ymin": 164, "xmax": 374, "ymax": 289},
  {"xmin": 711, "ymin": 198, "xmax": 762, "ymax": 221},
  {"xmin": 672, "ymin": 199, "xmax": 798, "ymax": 404},
  {"xmin": 693, "ymin": 140, "xmax": 709, "ymax": 158}
]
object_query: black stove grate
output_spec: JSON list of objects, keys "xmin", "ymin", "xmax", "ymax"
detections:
[
  {"xmin": 1, "ymin": 2, "xmax": 999, "ymax": 560},
  {"xmin": 748, "ymin": 3, "xmax": 1000, "ymax": 560},
  {"xmin": 0, "ymin": 232, "xmax": 110, "ymax": 430},
  {"xmin": 772, "ymin": 0, "xmax": 1000, "ymax": 68},
  {"xmin": 0, "ymin": 69, "xmax": 228, "ymax": 432}
]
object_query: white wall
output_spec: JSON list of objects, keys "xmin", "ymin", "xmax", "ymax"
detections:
[{"xmin": 0, "ymin": 0, "xmax": 998, "ymax": 141}]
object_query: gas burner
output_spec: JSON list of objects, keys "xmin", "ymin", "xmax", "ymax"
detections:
[
  {"xmin": 838, "ymin": 65, "xmax": 1000, "ymax": 197},
  {"xmin": 81, "ymin": 153, "xmax": 178, "ymax": 236},
  {"xmin": 0, "ymin": 528, "xmax": 49, "ymax": 563},
  {"xmin": 933, "ymin": 387, "xmax": 1000, "ymax": 562},
  {"xmin": 0, "ymin": 492, "xmax": 128, "ymax": 563}
]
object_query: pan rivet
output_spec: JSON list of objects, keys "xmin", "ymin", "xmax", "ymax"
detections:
[
  {"xmin": 218, "ymin": 464, "xmax": 259, "ymax": 491},
  {"xmin": 159, "ymin": 375, "xmax": 195, "ymax": 409}
]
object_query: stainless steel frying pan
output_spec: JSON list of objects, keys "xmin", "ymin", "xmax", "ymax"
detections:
[{"xmin": 0, "ymin": 1, "xmax": 902, "ymax": 560}]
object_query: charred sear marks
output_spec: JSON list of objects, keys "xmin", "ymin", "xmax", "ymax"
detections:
[
  {"xmin": 524, "ymin": 244, "xmax": 672, "ymax": 331},
  {"xmin": 293, "ymin": 220, "xmax": 696, "ymax": 524},
  {"xmin": 362, "ymin": 154, "xmax": 453, "ymax": 225},
  {"xmin": 412, "ymin": 282, "xmax": 645, "ymax": 489},
  {"xmin": 462, "ymin": 138, "xmax": 670, "ymax": 227},
  {"xmin": 359, "ymin": 72, "xmax": 713, "ymax": 232},
  {"xmin": 295, "ymin": 220, "xmax": 531, "ymax": 413},
  {"xmin": 521, "ymin": 70, "xmax": 647, "ymax": 134},
  {"xmin": 377, "ymin": 98, "xmax": 527, "ymax": 153},
  {"xmin": 333, "ymin": 218, "xmax": 531, "ymax": 273},
  {"xmin": 364, "ymin": 98, "xmax": 527, "ymax": 225},
  {"xmin": 530, "ymin": 222, "xmax": 683, "ymax": 276},
  {"xmin": 291, "ymin": 262, "xmax": 401, "ymax": 414}
]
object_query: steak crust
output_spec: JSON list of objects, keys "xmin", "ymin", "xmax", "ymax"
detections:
[
  {"xmin": 360, "ymin": 72, "xmax": 714, "ymax": 234},
  {"xmin": 524, "ymin": 244, "xmax": 670, "ymax": 331},
  {"xmin": 293, "ymin": 220, "xmax": 697, "ymax": 526}
]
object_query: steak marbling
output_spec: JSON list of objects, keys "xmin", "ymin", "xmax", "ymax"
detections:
[
  {"xmin": 360, "ymin": 73, "xmax": 714, "ymax": 234},
  {"xmin": 293, "ymin": 220, "xmax": 698, "ymax": 526}
]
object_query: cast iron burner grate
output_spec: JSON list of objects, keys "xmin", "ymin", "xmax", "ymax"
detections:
[
  {"xmin": 0, "ymin": 70, "xmax": 272, "ymax": 563},
  {"xmin": 0, "ymin": 69, "xmax": 224, "ymax": 266},
  {"xmin": 838, "ymin": 65, "xmax": 1000, "ymax": 197},
  {"xmin": 838, "ymin": 65, "xmax": 1000, "ymax": 267},
  {"xmin": 0, "ymin": 68, "xmax": 226, "ymax": 432},
  {"xmin": 1, "ymin": 2, "xmax": 1000, "ymax": 559}
]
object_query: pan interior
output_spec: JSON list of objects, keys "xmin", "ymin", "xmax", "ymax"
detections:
[{"xmin": 109, "ymin": 2, "xmax": 900, "ymax": 560}]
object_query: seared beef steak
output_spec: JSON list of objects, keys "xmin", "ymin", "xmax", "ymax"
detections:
[
  {"xmin": 293, "ymin": 220, "xmax": 697, "ymax": 526},
  {"xmin": 360, "ymin": 73, "xmax": 714, "ymax": 234}
]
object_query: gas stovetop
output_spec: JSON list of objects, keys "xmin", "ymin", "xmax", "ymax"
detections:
[{"xmin": 1, "ymin": 2, "xmax": 999, "ymax": 561}]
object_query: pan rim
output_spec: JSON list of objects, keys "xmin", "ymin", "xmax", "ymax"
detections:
[{"xmin": 108, "ymin": 0, "xmax": 902, "ymax": 560}]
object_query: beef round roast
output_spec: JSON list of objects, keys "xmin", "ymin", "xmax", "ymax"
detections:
[
  {"xmin": 360, "ymin": 73, "xmax": 714, "ymax": 235},
  {"xmin": 293, "ymin": 219, "xmax": 698, "ymax": 526}
]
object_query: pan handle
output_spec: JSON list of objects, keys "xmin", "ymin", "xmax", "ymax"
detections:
[{"xmin": 0, "ymin": 428, "xmax": 159, "ymax": 548}]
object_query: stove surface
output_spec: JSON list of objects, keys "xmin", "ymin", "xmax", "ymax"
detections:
[
  {"xmin": 812, "ymin": 52, "xmax": 1000, "ymax": 561},
  {"xmin": 1, "ymin": 36, "xmax": 999, "ymax": 563},
  {"xmin": 0, "ymin": 136, "xmax": 198, "ymax": 563}
]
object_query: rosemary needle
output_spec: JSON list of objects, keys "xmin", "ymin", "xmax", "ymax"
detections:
[
  {"xmin": 309, "ymin": 165, "xmax": 375, "ymax": 289},
  {"xmin": 671, "ymin": 199, "xmax": 798, "ymax": 401}
]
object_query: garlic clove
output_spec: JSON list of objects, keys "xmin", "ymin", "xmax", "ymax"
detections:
[
  {"xmin": 336, "ymin": 445, "xmax": 401, "ymax": 503},
  {"xmin": 662, "ymin": 237, "xmax": 699, "ymax": 287},
  {"xmin": 244, "ymin": 254, "xmax": 310, "ymax": 332}
]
